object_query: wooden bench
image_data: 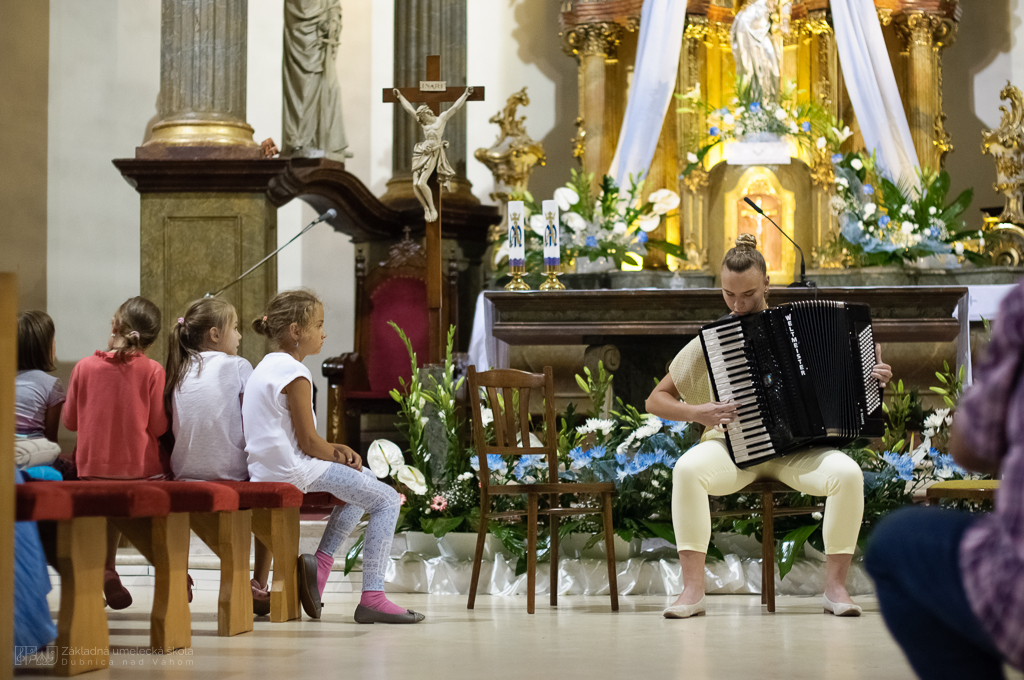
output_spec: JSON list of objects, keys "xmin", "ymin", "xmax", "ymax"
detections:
[{"xmin": 19, "ymin": 481, "xmax": 173, "ymax": 675}]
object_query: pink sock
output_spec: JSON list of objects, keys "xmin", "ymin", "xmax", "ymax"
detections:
[
  {"xmin": 316, "ymin": 550, "xmax": 334, "ymax": 597},
  {"xmin": 360, "ymin": 590, "xmax": 408, "ymax": 616}
]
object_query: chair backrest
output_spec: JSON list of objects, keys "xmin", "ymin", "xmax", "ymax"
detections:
[
  {"xmin": 353, "ymin": 229, "xmax": 459, "ymax": 394},
  {"xmin": 467, "ymin": 366, "xmax": 557, "ymax": 491}
]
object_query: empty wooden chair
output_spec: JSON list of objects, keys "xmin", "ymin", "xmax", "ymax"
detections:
[{"xmin": 466, "ymin": 366, "xmax": 618, "ymax": 614}]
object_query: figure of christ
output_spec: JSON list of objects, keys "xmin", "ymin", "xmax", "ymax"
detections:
[
  {"xmin": 392, "ymin": 86, "xmax": 475, "ymax": 223},
  {"xmin": 509, "ymin": 211, "xmax": 524, "ymax": 260}
]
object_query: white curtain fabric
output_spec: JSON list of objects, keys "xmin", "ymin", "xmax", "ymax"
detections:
[
  {"xmin": 608, "ymin": 0, "xmax": 688, "ymax": 186},
  {"xmin": 831, "ymin": 0, "xmax": 920, "ymax": 184}
]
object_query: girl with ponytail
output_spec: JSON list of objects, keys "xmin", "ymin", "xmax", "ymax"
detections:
[
  {"xmin": 63, "ymin": 296, "xmax": 168, "ymax": 610},
  {"xmin": 647, "ymin": 234, "xmax": 892, "ymax": 619}
]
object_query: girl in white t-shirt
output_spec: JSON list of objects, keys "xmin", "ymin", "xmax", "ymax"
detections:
[
  {"xmin": 15, "ymin": 311, "xmax": 64, "ymax": 475},
  {"xmin": 245, "ymin": 289, "xmax": 421, "ymax": 624},
  {"xmin": 164, "ymin": 297, "xmax": 269, "ymax": 612}
]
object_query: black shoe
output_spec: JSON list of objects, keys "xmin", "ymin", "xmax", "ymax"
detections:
[{"xmin": 297, "ymin": 554, "xmax": 322, "ymax": 619}]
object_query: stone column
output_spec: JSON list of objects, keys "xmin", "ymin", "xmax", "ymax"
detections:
[
  {"xmin": 894, "ymin": 11, "xmax": 958, "ymax": 171},
  {"xmin": 676, "ymin": 17, "xmax": 710, "ymax": 272},
  {"xmin": 562, "ymin": 22, "xmax": 625, "ymax": 182},
  {"xmin": 383, "ymin": 0, "xmax": 477, "ymax": 208},
  {"xmin": 139, "ymin": 0, "xmax": 259, "ymax": 158}
]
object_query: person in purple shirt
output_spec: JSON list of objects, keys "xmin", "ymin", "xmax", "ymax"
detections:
[{"xmin": 867, "ymin": 280, "xmax": 1024, "ymax": 678}]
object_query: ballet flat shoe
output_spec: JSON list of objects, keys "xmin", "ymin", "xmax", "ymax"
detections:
[
  {"xmin": 354, "ymin": 604, "xmax": 425, "ymax": 624},
  {"xmin": 297, "ymin": 554, "xmax": 323, "ymax": 619},
  {"xmin": 823, "ymin": 595, "xmax": 862, "ymax": 617},
  {"xmin": 663, "ymin": 595, "xmax": 707, "ymax": 619}
]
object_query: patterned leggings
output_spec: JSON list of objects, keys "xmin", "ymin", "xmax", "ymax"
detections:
[{"xmin": 306, "ymin": 464, "xmax": 401, "ymax": 592}]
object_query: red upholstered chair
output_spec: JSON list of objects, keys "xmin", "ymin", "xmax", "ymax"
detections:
[{"xmin": 323, "ymin": 228, "xmax": 458, "ymax": 450}]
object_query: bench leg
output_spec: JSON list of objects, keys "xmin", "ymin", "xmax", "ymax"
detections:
[
  {"xmin": 251, "ymin": 507, "xmax": 301, "ymax": 622},
  {"xmin": 191, "ymin": 510, "xmax": 253, "ymax": 637},
  {"xmin": 761, "ymin": 492, "xmax": 775, "ymax": 613},
  {"xmin": 114, "ymin": 513, "xmax": 191, "ymax": 652},
  {"xmin": 54, "ymin": 517, "xmax": 109, "ymax": 676}
]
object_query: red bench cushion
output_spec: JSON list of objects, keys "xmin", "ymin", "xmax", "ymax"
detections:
[
  {"xmin": 16, "ymin": 483, "xmax": 74, "ymax": 522},
  {"xmin": 61, "ymin": 481, "xmax": 172, "ymax": 518},
  {"xmin": 213, "ymin": 481, "xmax": 304, "ymax": 509},
  {"xmin": 149, "ymin": 481, "xmax": 239, "ymax": 513}
]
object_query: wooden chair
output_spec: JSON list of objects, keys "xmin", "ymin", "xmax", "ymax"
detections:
[
  {"xmin": 322, "ymin": 228, "xmax": 459, "ymax": 451},
  {"xmin": 712, "ymin": 481, "xmax": 825, "ymax": 613},
  {"xmin": 466, "ymin": 366, "xmax": 619, "ymax": 614},
  {"xmin": 925, "ymin": 480, "xmax": 999, "ymax": 504}
]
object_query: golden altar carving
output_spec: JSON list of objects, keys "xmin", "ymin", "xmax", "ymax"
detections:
[{"xmin": 559, "ymin": 0, "xmax": 961, "ymax": 276}]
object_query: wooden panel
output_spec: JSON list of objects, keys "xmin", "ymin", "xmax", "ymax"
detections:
[
  {"xmin": 486, "ymin": 287, "xmax": 967, "ymax": 346},
  {"xmin": 0, "ymin": 273, "xmax": 14, "ymax": 676}
]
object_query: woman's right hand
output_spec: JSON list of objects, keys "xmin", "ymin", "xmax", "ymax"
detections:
[{"xmin": 690, "ymin": 400, "xmax": 740, "ymax": 428}]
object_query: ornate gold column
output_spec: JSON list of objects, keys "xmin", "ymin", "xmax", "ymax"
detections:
[
  {"xmin": 893, "ymin": 9, "xmax": 959, "ymax": 171},
  {"xmin": 562, "ymin": 21, "xmax": 626, "ymax": 182},
  {"xmin": 139, "ymin": 0, "xmax": 259, "ymax": 158},
  {"xmin": 677, "ymin": 15, "xmax": 710, "ymax": 272}
]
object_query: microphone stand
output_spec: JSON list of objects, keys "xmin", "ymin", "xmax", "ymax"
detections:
[
  {"xmin": 205, "ymin": 208, "xmax": 337, "ymax": 298},
  {"xmin": 742, "ymin": 197, "xmax": 815, "ymax": 289}
]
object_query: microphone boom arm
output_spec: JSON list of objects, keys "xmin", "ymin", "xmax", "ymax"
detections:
[{"xmin": 742, "ymin": 197, "xmax": 811, "ymax": 288}]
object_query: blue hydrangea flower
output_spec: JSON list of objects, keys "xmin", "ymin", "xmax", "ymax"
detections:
[
  {"xmin": 882, "ymin": 451, "xmax": 916, "ymax": 482},
  {"xmin": 879, "ymin": 215, "xmax": 891, "ymax": 227},
  {"xmin": 801, "ymin": 121, "xmax": 811, "ymax": 132},
  {"xmin": 709, "ymin": 126, "xmax": 721, "ymax": 137},
  {"xmin": 831, "ymin": 153, "xmax": 843, "ymax": 164},
  {"xmin": 638, "ymin": 232, "xmax": 648, "ymax": 243},
  {"xmin": 750, "ymin": 102, "xmax": 761, "ymax": 113},
  {"xmin": 585, "ymin": 236, "xmax": 598, "ymax": 247},
  {"xmin": 717, "ymin": 108, "xmax": 729, "ymax": 116},
  {"xmin": 863, "ymin": 185, "xmax": 875, "ymax": 195}
]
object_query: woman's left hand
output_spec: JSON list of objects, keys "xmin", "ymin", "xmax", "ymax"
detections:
[{"xmin": 872, "ymin": 343, "xmax": 892, "ymax": 388}]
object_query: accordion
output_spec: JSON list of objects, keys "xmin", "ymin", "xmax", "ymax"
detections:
[{"xmin": 698, "ymin": 300, "xmax": 884, "ymax": 468}]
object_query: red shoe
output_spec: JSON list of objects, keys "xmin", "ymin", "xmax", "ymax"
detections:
[
  {"xmin": 251, "ymin": 579, "xmax": 271, "ymax": 617},
  {"xmin": 104, "ymin": 569, "xmax": 132, "ymax": 610}
]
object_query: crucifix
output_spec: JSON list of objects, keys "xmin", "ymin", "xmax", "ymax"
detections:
[{"xmin": 384, "ymin": 55, "xmax": 485, "ymax": 364}]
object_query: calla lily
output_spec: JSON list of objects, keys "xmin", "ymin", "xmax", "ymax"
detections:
[
  {"xmin": 649, "ymin": 189, "xmax": 680, "ymax": 215},
  {"xmin": 367, "ymin": 439, "xmax": 405, "ymax": 479},
  {"xmin": 492, "ymin": 241, "xmax": 509, "ymax": 266},
  {"xmin": 397, "ymin": 465, "xmax": 427, "ymax": 494},
  {"xmin": 554, "ymin": 187, "xmax": 580, "ymax": 211},
  {"xmin": 639, "ymin": 214, "xmax": 662, "ymax": 232},
  {"xmin": 529, "ymin": 214, "xmax": 546, "ymax": 236},
  {"xmin": 562, "ymin": 211, "xmax": 586, "ymax": 231}
]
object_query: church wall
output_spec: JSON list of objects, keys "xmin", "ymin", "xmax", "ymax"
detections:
[
  {"xmin": 465, "ymin": 0, "xmax": 579, "ymax": 202},
  {"xmin": 1, "ymin": 1, "xmax": 49, "ymax": 311}
]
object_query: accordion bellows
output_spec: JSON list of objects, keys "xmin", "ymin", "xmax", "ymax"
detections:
[{"xmin": 699, "ymin": 300, "xmax": 884, "ymax": 468}]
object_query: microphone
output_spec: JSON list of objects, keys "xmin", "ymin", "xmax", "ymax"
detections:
[
  {"xmin": 205, "ymin": 208, "xmax": 337, "ymax": 298},
  {"xmin": 742, "ymin": 197, "xmax": 812, "ymax": 288}
]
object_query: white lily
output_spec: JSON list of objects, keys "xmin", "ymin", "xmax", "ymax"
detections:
[
  {"xmin": 612, "ymin": 221, "xmax": 628, "ymax": 235},
  {"xmin": 851, "ymin": 158, "xmax": 863, "ymax": 171},
  {"xmin": 816, "ymin": 136, "xmax": 827, "ymax": 150},
  {"xmin": 686, "ymin": 152, "xmax": 699, "ymax": 164},
  {"xmin": 832, "ymin": 125, "xmax": 853, "ymax": 143},
  {"xmin": 397, "ymin": 466, "xmax": 427, "ymax": 495},
  {"xmin": 480, "ymin": 407, "xmax": 493, "ymax": 428},
  {"xmin": 774, "ymin": 107, "xmax": 788, "ymax": 121},
  {"xmin": 554, "ymin": 187, "xmax": 580, "ymax": 211},
  {"xmin": 723, "ymin": 113, "xmax": 735, "ymax": 126},
  {"xmin": 863, "ymin": 203, "xmax": 876, "ymax": 217},
  {"xmin": 649, "ymin": 189, "xmax": 680, "ymax": 215},
  {"xmin": 367, "ymin": 439, "xmax": 405, "ymax": 479}
]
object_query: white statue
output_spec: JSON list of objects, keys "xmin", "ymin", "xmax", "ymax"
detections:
[
  {"xmin": 392, "ymin": 86, "xmax": 474, "ymax": 223},
  {"xmin": 730, "ymin": 0, "xmax": 790, "ymax": 104}
]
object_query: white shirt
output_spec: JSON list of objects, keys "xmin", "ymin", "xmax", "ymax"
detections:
[
  {"xmin": 15, "ymin": 370, "xmax": 65, "ymax": 438},
  {"xmin": 171, "ymin": 351, "xmax": 253, "ymax": 481},
  {"xmin": 243, "ymin": 352, "xmax": 330, "ymax": 491}
]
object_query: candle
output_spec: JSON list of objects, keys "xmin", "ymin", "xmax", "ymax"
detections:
[
  {"xmin": 507, "ymin": 200, "xmax": 525, "ymax": 267},
  {"xmin": 542, "ymin": 200, "xmax": 559, "ymax": 267}
]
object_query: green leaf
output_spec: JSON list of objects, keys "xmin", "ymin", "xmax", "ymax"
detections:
[
  {"xmin": 776, "ymin": 523, "xmax": 820, "ymax": 580},
  {"xmin": 421, "ymin": 516, "xmax": 465, "ymax": 538},
  {"xmin": 641, "ymin": 520, "xmax": 677, "ymax": 544},
  {"xmin": 343, "ymin": 534, "xmax": 365, "ymax": 575},
  {"xmin": 707, "ymin": 538, "xmax": 725, "ymax": 562}
]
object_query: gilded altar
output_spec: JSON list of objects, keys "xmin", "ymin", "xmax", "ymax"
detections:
[{"xmin": 560, "ymin": 0, "xmax": 961, "ymax": 282}]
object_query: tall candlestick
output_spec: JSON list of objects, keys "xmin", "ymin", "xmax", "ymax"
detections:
[
  {"xmin": 505, "ymin": 200, "xmax": 530, "ymax": 291},
  {"xmin": 539, "ymin": 199, "xmax": 565, "ymax": 290}
]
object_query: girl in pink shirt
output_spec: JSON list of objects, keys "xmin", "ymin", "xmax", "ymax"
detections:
[{"xmin": 64, "ymin": 296, "xmax": 166, "ymax": 610}]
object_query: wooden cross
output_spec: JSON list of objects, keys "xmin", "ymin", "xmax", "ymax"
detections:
[{"xmin": 383, "ymin": 54, "xmax": 485, "ymax": 364}]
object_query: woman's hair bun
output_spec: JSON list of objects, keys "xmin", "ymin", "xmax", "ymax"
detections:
[{"xmin": 735, "ymin": 233, "xmax": 758, "ymax": 250}]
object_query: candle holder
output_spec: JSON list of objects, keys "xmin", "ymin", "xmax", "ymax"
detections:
[
  {"xmin": 539, "ymin": 264, "xmax": 565, "ymax": 291},
  {"xmin": 505, "ymin": 264, "xmax": 531, "ymax": 291}
]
